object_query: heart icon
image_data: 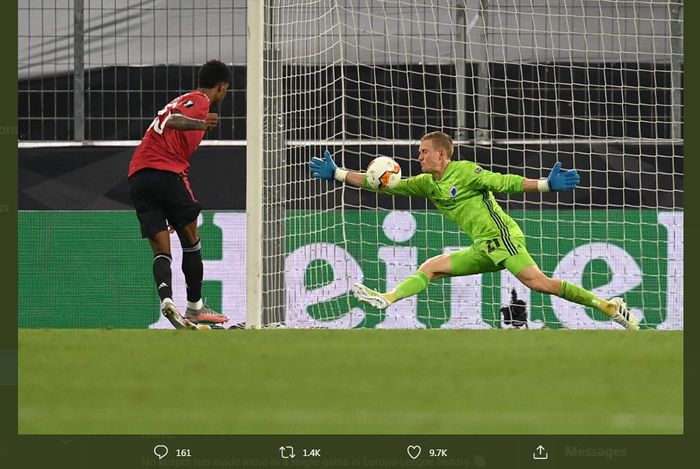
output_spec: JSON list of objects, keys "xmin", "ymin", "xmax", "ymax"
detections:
[{"xmin": 407, "ymin": 445, "xmax": 421, "ymax": 460}]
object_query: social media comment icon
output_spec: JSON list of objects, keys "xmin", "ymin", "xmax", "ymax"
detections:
[{"xmin": 154, "ymin": 444, "xmax": 169, "ymax": 460}]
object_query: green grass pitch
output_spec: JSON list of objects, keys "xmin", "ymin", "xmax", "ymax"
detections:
[{"xmin": 19, "ymin": 329, "xmax": 682, "ymax": 434}]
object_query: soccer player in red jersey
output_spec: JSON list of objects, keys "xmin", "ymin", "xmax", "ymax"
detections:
[{"xmin": 128, "ymin": 59, "xmax": 230, "ymax": 329}]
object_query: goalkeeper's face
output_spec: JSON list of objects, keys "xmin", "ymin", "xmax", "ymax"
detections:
[{"xmin": 418, "ymin": 140, "xmax": 449, "ymax": 175}]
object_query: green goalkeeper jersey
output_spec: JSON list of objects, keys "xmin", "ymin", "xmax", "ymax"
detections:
[{"xmin": 365, "ymin": 160, "xmax": 526, "ymax": 243}]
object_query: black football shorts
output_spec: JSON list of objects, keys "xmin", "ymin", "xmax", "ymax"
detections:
[{"xmin": 128, "ymin": 168, "xmax": 202, "ymax": 238}]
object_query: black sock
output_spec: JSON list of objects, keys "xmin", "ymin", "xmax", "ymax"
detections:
[
  {"xmin": 182, "ymin": 239, "xmax": 203, "ymax": 303},
  {"xmin": 153, "ymin": 253, "xmax": 173, "ymax": 301}
]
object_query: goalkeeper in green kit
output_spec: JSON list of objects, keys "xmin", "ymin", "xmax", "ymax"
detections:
[{"xmin": 309, "ymin": 131, "xmax": 639, "ymax": 330}]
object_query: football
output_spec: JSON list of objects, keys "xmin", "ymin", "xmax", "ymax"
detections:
[{"xmin": 366, "ymin": 156, "xmax": 402, "ymax": 190}]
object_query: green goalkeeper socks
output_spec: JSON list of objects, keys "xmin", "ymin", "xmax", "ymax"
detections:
[
  {"xmin": 557, "ymin": 280, "xmax": 615, "ymax": 317},
  {"xmin": 390, "ymin": 271, "xmax": 430, "ymax": 301},
  {"xmin": 386, "ymin": 276, "xmax": 616, "ymax": 317}
]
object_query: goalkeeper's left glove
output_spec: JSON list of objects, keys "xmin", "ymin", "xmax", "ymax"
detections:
[
  {"xmin": 544, "ymin": 162, "xmax": 580, "ymax": 191},
  {"xmin": 309, "ymin": 150, "xmax": 347, "ymax": 182}
]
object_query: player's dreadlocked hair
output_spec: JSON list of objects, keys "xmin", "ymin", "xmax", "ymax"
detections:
[{"xmin": 198, "ymin": 59, "xmax": 230, "ymax": 89}]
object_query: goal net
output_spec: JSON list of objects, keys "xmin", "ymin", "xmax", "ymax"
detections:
[{"xmin": 250, "ymin": 0, "xmax": 683, "ymax": 329}]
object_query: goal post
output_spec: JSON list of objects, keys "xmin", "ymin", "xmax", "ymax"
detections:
[
  {"xmin": 247, "ymin": 1, "xmax": 291, "ymax": 329},
  {"xmin": 248, "ymin": 0, "xmax": 683, "ymax": 329},
  {"xmin": 246, "ymin": 0, "xmax": 264, "ymax": 329}
]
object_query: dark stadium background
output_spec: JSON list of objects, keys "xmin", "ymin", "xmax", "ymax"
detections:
[{"xmin": 19, "ymin": 64, "xmax": 682, "ymax": 211}]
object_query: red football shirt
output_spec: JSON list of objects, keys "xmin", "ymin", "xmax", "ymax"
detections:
[{"xmin": 128, "ymin": 91, "xmax": 210, "ymax": 177}]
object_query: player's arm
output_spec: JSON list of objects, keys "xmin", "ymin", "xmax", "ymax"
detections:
[
  {"xmin": 308, "ymin": 150, "xmax": 361, "ymax": 185},
  {"xmin": 308, "ymin": 150, "xmax": 429, "ymax": 197},
  {"xmin": 523, "ymin": 162, "xmax": 580, "ymax": 192},
  {"xmin": 469, "ymin": 162, "xmax": 580, "ymax": 193},
  {"xmin": 342, "ymin": 169, "xmax": 367, "ymax": 188},
  {"xmin": 165, "ymin": 112, "xmax": 218, "ymax": 131},
  {"xmin": 165, "ymin": 93, "xmax": 219, "ymax": 131}
]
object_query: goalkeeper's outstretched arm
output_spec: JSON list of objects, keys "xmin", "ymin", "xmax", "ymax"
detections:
[
  {"xmin": 474, "ymin": 162, "xmax": 581, "ymax": 193},
  {"xmin": 308, "ymin": 149, "xmax": 366, "ymax": 187},
  {"xmin": 342, "ymin": 170, "xmax": 366, "ymax": 187},
  {"xmin": 523, "ymin": 162, "xmax": 581, "ymax": 192},
  {"xmin": 309, "ymin": 150, "xmax": 431, "ymax": 198},
  {"xmin": 309, "ymin": 150, "xmax": 581, "ymax": 194}
]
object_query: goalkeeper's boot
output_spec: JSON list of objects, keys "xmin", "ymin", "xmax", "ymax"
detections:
[
  {"xmin": 352, "ymin": 283, "xmax": 391, "ymax": 310},
  {"xmin": 610, "ymin": 297, "xmax": 640, "ymax": 330},
  {"xmin": 185, "ymin": 303, "xmax": 229, "ymax": 326},
  {"xmin": 161, "ymin": 298, "xmax": 198, "ymax": 330}
]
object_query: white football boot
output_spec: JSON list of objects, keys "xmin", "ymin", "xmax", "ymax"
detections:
[
  {"xmin": 352, "ymin": 283, "xmax": 391, "ymax": 310},
  {"xmin": 610, "ymin": 297, "xmax": 640, "ymax": 330},
  {"xmin": 161, "ymin": 298, "xmax": 202, "ymax": 330}
]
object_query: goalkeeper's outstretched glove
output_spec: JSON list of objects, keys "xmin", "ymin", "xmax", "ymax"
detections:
[
  {"xmin": 546, "ymin": 162, "xmax": 580, "ymax": 191},
  {"xmin": 309, "ymin": 149, "xmax": 338, "ymax": 180}
]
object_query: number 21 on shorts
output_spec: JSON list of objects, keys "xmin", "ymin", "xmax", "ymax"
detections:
[{"xmin": 486, "ymin": 238, "xmax": 501, "ymax": 253}]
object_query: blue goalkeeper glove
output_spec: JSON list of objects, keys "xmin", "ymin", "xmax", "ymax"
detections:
[
  {"xmin": 309, "ymin": 149, "xmax": 338, "ymax": 180},
  {"xmin": 546, "ymin": 162, "xmax": 580, "ymax": 191}
]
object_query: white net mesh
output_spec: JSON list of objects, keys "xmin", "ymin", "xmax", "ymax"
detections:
[{"xmin": 260, "ymin": 0, "xmax": 683, "ymax": 329}]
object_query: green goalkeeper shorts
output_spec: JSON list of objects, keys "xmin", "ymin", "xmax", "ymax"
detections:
[{"xmin": 449, "ymin": 236, "xmax": 536, "ymax": 277}]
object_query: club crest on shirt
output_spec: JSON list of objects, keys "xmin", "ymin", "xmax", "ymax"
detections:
[
  {"xmin": 183, "ymin": 100, "xmax": 194, "ymax": 108},
  {"xmin": 450, "ymin": 186, "xmax": 458, "ymax": 198},
  {"xmin": 474, "ymin": 166, "xmax": 483, "ymax": 174}
]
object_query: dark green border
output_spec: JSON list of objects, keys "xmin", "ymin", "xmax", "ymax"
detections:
[
  {"xmin": 2, "ymin": 435, "xmax": 695, "ymax": 468},
  {"xmin": 0, "ymin": 0, "xmax": 18, "ymax": 465},
  {"xmin": 683, "ymin": 0, "xmax": 696, "ymax": 448},
  {"xmin": 5, "ymin": 1, "xmax": 695, "ymax": 468}
]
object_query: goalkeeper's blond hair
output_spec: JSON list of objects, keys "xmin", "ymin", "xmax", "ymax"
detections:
[{"xmin": 421, "ymin": 131, "xmax": 454, "ymax": 159}]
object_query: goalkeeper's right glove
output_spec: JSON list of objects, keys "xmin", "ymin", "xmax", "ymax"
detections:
[{"xmin": 309, "ymin": 150, "xmax": 347, "ymax": 182}]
